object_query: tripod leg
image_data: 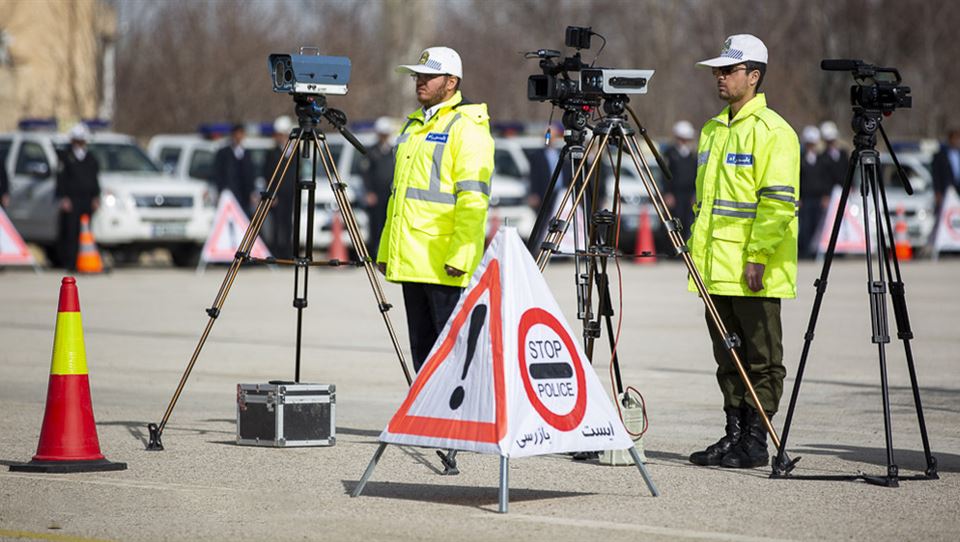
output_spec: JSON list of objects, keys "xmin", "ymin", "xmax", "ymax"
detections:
[
  {"xmin": 619, "ymin": 128, "xmax": 786, "ymax": 455},
  {"xmin": 351, "ymin": 443, "xmax": 388, "ymax": 497},
  {"xmin": 628, "ymin": 446, "xmax": 660, "ymax": 497},
  {"xmin": 147, "ymin": 133, "xmax": 302, "ymax": 450},
  {"xmin": 875, "ymin": 161, "xmax": 939, "ymax": 479},
  {"xmin": 773, "ymin": 152, "xmax": 864, "ymax": 474},
  {"xmin": 312, "ymin": 133, "xmax": 412, "ymax": 386}
]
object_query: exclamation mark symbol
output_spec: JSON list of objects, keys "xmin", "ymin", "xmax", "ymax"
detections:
[{"xmin": 449, "ymin": 304, "xmax": 487, "ymax": 410}]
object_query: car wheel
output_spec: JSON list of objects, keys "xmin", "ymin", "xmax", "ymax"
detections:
[
  {"xmin": 110, "ymin": 248, "xmax": 142, "ymax": 266},
  {"xmin": 170, "ymin": 243, "xmax": 202, "ymax": 268}
]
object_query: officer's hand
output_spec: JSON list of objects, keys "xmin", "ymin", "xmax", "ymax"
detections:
[
  {"xmin": 91, "ymin": 197, "xmax": 100, "ymax": 213},
  {"xmin": 377, "ymin": 262, "xmax": 386, "ymax": 275},
  {"xmin": 59, "ymin": 197, "xmax": 72, "ymax": 213},
  {"xmin": 744, "ymin": 262, "xmax": 765, "ymax": 292},
  {"xmin": 1, "ymin": 194, "xmax": 9, "ymax": 208},
  {"xmin": 445, "ymin": 265, "xmax": 465, "ymax": 277}
]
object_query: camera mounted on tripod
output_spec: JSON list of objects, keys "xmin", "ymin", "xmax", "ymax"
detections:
[
  {"xmin": 526, "ymin": 26, "xmax": 654, "ymax": 111},
  {"xmin": 821, "ymin": 59, "xmax": 911, "ymax": 114},
  {"xmin": 267, "ymin": 47, "xmax": 365, "ymax": 154}
]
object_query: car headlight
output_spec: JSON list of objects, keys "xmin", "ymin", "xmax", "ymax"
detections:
[{"xmin": 101, "ymin": 189, "xmax": 129, "ymax": 210}]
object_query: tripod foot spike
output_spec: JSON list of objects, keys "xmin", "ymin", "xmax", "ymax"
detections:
[{"xmin": 146, "ymin": 423, "xmax": 164, "ymax": 451}]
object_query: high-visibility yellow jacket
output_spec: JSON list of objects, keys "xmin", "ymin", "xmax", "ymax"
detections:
[
  {"xmin": 688, "ymin": 93, "xmax": 800, "ymax": 298},
  {"xmin": 377, "ymin": 91, "xmax": 494, "ymax": 287}
]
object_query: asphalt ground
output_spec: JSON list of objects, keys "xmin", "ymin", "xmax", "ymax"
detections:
[{"xmin": 1, "ymin": 257, "xmax": 959, "ymax": 541}]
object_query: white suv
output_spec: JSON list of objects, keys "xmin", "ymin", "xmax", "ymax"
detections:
[
  {"xmin": 148, "ymin": 132, "xmax": 368, "ymax": 249},
  {"xmin": 1, "ymin": 130, "xmax": 215, "ymax": 267}
]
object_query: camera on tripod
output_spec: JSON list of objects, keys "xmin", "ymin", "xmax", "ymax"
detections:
[
  {"xmin": 526, "ymin": 26, "xmax": 653, "ymax": 106},
  {"xmin": 268, "ymin": 47, "xmax": 351, "ymax": 96},
  {"xmin": 821, "ymin": 59, "xmax": 911, "ymax": 113}
]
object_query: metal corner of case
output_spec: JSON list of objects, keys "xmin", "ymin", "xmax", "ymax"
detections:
[
  {"xmin": 329, "ymin": 436, "xmax": 336, "ymax": 445},
  {"xmin": 328, "ymin": 384, "xmax": 336, "ymax": 393}
]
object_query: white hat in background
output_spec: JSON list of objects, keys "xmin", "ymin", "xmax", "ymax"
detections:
[
  {"xmin": 820, "ymin": 121, "xmax": 839, "ymax": 141},
  {"xmin": 374, "ymin": 116, "xmax": 395, "ymax": 135},
  {"xmin": 396, "ymin": 47, "xmax": 463, "ymax": 79},
  {"xmin": 68, "ymin": 122, "xmax": 90, "ymax": 141},
  {"xmin": 273, "ymin": 115, "xmax": 293, "ymax": 135},
  {"xmin": 697, "ymin": 34, "xmax": 768, "ymax": 68},
  {"xmin": 673, "ymin": 120, "xmax": 696, "ymax": 140},
  {"xmin": 802, "ymin": 125, "xmax": 821, "ymax": 145}
]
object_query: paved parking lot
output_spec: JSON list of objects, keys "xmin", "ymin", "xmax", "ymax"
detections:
[{"xmin": 1, "ymin": 258, "xmax": 958, "ymax": 541}]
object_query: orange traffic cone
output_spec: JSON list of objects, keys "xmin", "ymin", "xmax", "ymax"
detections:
[
  {"xmin": 634, "ymin": 205, "xmax": 656, "ymax": 265},
  {"xmin": 76, "ymin": 214, "xmax": 104, "ymax": 274},
  {"xmin": 486, "ymin": 208, "xmax": 501, "ymax": 248},
  {"xmin": 10, "ymin": 277, "xmax": 126, "ymax": 473},
  {"xmin": 894, "ymin": 205, "xmax": 913, "ymax": 261},
  {"xmin": 327, "ymin": 211, "xmax": 348, "ymax": 263}
]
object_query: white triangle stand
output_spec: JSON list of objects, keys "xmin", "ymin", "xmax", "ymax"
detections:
[
  {"xmin": 350, "ymin": 228, "xmax": 658, "ymax": 513},
  {"xmin": 351, "ymin": 443, "xmax": 657, "ymax": 513}
]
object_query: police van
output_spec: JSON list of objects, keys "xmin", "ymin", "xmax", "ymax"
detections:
[{"xmin": 1, "ymin": 123, "xmax": 215, "ymax": 267}]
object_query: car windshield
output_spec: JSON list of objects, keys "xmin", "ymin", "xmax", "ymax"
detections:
[
  {"xmin": 494, "ymin": 149, "xmax": 522, "ymax": 178},
  {"xmin": 56, "ymin": 142, "xmax": 161, "ymax": 173}
]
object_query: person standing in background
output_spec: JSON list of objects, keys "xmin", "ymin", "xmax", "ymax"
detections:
[
  {"xmin": 56, "ymin": 123, "xmax": 101, "ymax": 271},
  {"xmin": 663, "ymin": 120, "xmax": 699, "ymax": 235},
  {"xmin": 214, "ymin": 124, "xmax": 257, "ymax": 217},
  {"xmin": 361, "ymin": 117, "xmax": 397, "ymax": 256}
]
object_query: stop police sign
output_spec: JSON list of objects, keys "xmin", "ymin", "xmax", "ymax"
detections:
[{"xmin": 517, "ymin": 307, "xmax": 587, "ymax": 431}]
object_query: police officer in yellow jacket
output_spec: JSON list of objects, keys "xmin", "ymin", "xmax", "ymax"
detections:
[
  {"xmin": 687, "ymin": 35, "xmax": 800, "ymax": 469},
  {"xmin": 377, "ymin": 46, "xmax": 495, "ymax": 372}
]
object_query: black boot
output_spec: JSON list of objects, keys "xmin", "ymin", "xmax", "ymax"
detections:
[
  {"xmin": 689, "ymin": 407, "xmax": 743, "ymax": 466},
  {"xmin": 721, "ymin": 406, "xmax": 770, "ymax": 468}
]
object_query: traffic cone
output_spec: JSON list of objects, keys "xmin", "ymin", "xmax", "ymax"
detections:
[
  {"xmin": 634, "ymin": 205, "xmax": 656, "ymax": 265},
  {"xmin": 10, "ymin": 277, "xmax": 126, "ymax": 473},
  {"xmin": 894, "ymin": 205, "xmax": 913, "ymax": 261},
  {"xmin": 486, "ymin": 208, "xmax": 501, "ymax": 248},
  {"xmin": 327, "ymin": 211, "xmax": 348, "ymax": 263},
  {"xmin": 76, "ymin": 214, "xmax": 104, "ymax": 274}
]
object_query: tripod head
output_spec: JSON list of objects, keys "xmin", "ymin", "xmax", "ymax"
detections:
[
  {"xmin": 822, "ymin": 59, "xmax": 913, "ymax": 195},
  {"xmin": 292, "ymin": 94, "xmax": 367, "ymax": 155}
]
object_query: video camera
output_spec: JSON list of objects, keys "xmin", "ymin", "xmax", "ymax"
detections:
[
  {"xmin": 821, "ymin": 59, "xmax": 911, "ymax": 113},
  {"xmin": 526, "ymin": 26, "xmax": 653, "ymax": 106},
  {"xmin": 268, "ymin": 47, "xmax": 350, "ymax": 96}
]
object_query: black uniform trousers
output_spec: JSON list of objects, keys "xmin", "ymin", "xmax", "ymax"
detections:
[{"xmin": 402, "ymin": 281, "xmax": 463, "ymax": 372}]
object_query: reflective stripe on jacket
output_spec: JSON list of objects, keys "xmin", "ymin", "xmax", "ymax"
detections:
[
  {"xmin": 688, "ymin": 93, "xmax": 800, "ymax": 299},
  {"xmin": 376, "ymin": 91, "xmax": 494, "ymax": 287}
]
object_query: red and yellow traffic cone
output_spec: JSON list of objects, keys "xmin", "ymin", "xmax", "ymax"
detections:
[
  {"xmin": 327, "ymin": 212, "xmax": 348, "ymax": 263},
  {"xmin": 634, "ymin": 205, "xmax": 656, "ymax": 265},
  {"xmin": 76, "ymin": 214, "xmax": 104, "ymax": 274},
  {"xmin": 894, "ymin": 205, "xmax": 913, "ymax": 261},
  {"xmin": 10, "ymin": 277, "xmax": 126, "ymax": 473}
]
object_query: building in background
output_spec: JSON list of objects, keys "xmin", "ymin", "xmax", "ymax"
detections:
[{"xmin": 0, "ymin": 0, "xmax": 116, "ymax": 132}]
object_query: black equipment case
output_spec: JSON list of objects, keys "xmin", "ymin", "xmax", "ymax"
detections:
[{"xmin": 236, "ymin": 382, "xmax": 335, "ymax": 447}]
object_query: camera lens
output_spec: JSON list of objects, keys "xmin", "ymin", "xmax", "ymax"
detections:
[
  {"xmin": 284, "ymin": 68, "xmax": 294, "ymax": 84},
  {"xmin": 274, "ymin": 61, "xmax": 286, "ymax": 88}
]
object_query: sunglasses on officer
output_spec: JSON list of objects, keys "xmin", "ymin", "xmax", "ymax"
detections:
[{"xmin": 711, "ymin": 65, "xmax": 749, "ymax": 78}]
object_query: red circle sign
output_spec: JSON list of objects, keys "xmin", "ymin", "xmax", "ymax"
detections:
[{"xmin": 517, "ymin": 308, "xmax": 587, "ymax": 431}]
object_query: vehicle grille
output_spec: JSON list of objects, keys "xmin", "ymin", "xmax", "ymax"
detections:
[{"xmin": 134, "ymin": 194, "xmax": 194, "ymax": 208}]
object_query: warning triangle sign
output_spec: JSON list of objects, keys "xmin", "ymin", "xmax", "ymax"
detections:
[
  {"xmin": 932, "ymin": 188, "xmax": 960, "ymax": 259},
  {"xmin": 817, "ymin": 185, "xmax": 868, "ymax": 256},
  {"xmin": 199, "ymin": 191, "xmax": 271, "ymax": 265},
  {"xmin": 0, "ymin": 205, "xmax": 37, "ymax": 266},
  {"xmin": 380, "ymin": 227, "xmax": 633, "ymax": 458}
]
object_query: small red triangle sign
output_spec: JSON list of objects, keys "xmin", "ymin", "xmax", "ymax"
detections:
[
  {"xmin": 200, "ymin": 191, "xmax": 271, "ymax": 264},
  {"xmin": 0, "ymin": 205, "xmax": 36, "ymax": 266},
  {"xmin": 818, "ymin": 185, "xmax": 867, "ymax": 255},
  {"xmin": 386, "ymin": 259, "xmax": 507, "ymax": 446}
]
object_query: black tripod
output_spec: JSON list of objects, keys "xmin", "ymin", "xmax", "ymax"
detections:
[
  {"xmin": 146, "ymin": 94, "xmax": 412, "ymax": 450},
  {"xmin": 527, "ymin": 97, "xmax": 789, "ymax": 458},
  {"xmin": 771, "ymin": 103, "xmax": 938, "ymax": 486}
]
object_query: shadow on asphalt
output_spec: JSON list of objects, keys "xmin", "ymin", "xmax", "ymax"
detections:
[
  {"xmin": 97, "ymin": 420, "xmax": 234, "ymax": 448},
  {"xmin": 789, "ymin": 444, "xmax": 960, "ymax": 473},
  {"xmin": 342, "ymin": 480, "xmax": 588, "ymax": 511}
]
